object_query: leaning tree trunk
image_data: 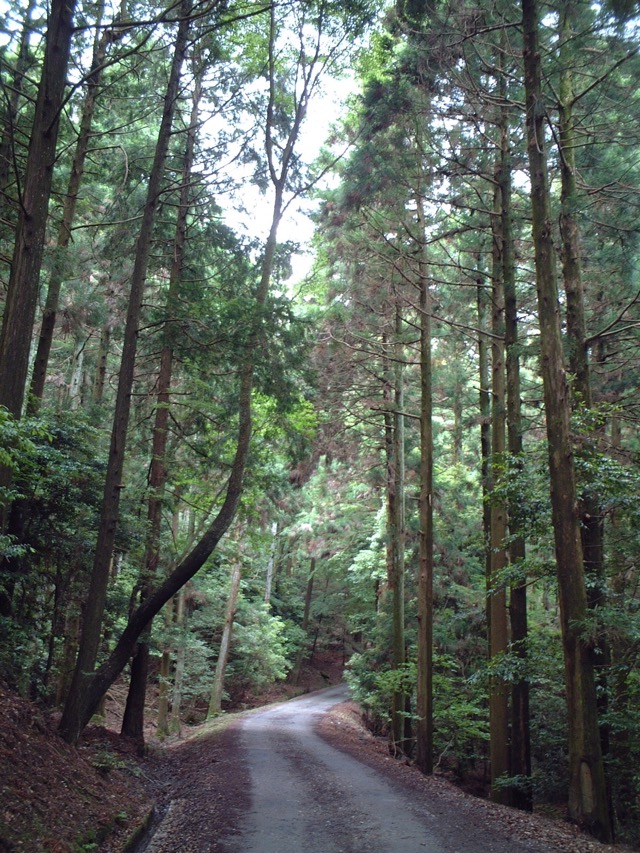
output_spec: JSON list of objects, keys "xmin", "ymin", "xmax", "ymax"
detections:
[
  {"xmin": 521, "ymin": 0, "xmax": 612, "ymax": 839},
  {"xmin": 58, "ymin": 0, "xmax": 317, "ymax": 744},
  {"xmin": 121, "ymin": 57, "xmax": 204, "ymax": 747},
  {"xmin": 59, "ymin": 2, "xmax": 192, "ymax": 743}
]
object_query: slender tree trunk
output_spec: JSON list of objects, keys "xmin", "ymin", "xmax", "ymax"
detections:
[
  {"xmin": 294, "ymin": 557, "xmax": 316, "ymax": 684},
  {"xmin": 59, "ymin": 4, "xmax": 192, "ymax": 743},
  {"xmin": 264, "ymin": 522, "xmax": 278, "ymax": 605},
  {"xmin": 500, "ymin": 87, "xmax": 532, "ymax": 811},
  {"xmin": 157, "ymin": 495, "xmax": 182, "ymax": 737},
  {"xmin": 489, "ymin": 161, "xmax": 510, "ymax": 805},
  {"xmin": 415, "ymin": 192, "xmax": 434, "ymax": 775},
  {"xmin": 300, "ymin": 558, "xmax": 316, "ymax": 635},
  {"xmin": 68, "ymin": 337, "xmax": 86, "ymax": 409},
  {"xmin": 92, "ymin": 326, "xmax": 111, "ymax": 404},
  {"xmin": 170, "ymin": 586, "xmax": 187, "ymax": 734},
  {"xmin": 389, "ymin": 302, "xmax": 407, "ymax": 756},
  {"xmin": 208, "ymin": 562, "xmax": 242, "ymax": 717},
  {"xmin": 477, "ymin": 267, "xmax": 492, "ymax": 641},
  {"xmin": 0, "ymin": 0, "xmax": 77, "ymax": 417},
  {"xmin": 0, "ymin": 0, "xmax": 37, "ymax": 230},
  {"xmin": 156, "ymin": 597, "xmax": 173, "ymax": 739},
  {"xmin": 522, "ymin": 0, "xmax": 611, "ymax": 838}
]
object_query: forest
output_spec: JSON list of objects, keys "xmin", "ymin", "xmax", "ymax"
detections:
[{"xmin": 1, "ymin": 0, "xmax": 640, "ymax": 846}]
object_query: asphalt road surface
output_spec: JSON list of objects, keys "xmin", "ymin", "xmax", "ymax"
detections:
[{"xmin": 221, "ymin": 685, "xmax": 543, "ymax": 853}]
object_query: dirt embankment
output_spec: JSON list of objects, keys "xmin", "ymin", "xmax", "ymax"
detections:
[{"xmin": 0, "ymin": 683, "xmax": 152, "ymax": 852}]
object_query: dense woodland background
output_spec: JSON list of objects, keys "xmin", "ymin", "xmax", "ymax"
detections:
[{"xmin": 1, "ymin": 0, "xmax": 640, "ymax": 846}]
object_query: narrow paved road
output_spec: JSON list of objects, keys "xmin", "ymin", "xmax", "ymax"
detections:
[{"xmin": 221, "ymin": 686, "xmax": 542, "ymax": 853}]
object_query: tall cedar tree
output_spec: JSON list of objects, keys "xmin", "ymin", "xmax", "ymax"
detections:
[{"xmin": 521, "ymin": 0, "xmax": 612, "ymax": 839}]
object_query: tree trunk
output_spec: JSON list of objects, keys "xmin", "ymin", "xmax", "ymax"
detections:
[
  {"xmin": 120, "ymin": 56, "xmax": 203, "ymax": 747},
  {"xmin": 68, "ymin": 337, "xmax": 86, "ymax": 409},
  {"xmin": 0, "ymin": 0, "xmax": 77, "ymax": 621},
  {"xmin": 500, "ymin": 84, "xmax": 532, "ymax": 811},
  {"xmin": 521, "ymin": 0, "xmax": 611, "ymax": 839},
  {"xmin": 156, "ymin": 597, "xmax": 173, "ymax": 739},
  {"xmin": 170, "ymin": 587, "xmax": 187, "ymax": 734},
  {"xmin": 558, "ymin": 1, "xmax": 609, "ymax": 762},
  {"xmin": 59, "ymin": 4, "xmax": 192, "ymax": 743},
  {"xmin": 489, "ymin": 159, "xmax": 510, "ymax": 805},
  {"xmin": 389, "ymin": 302, "xmax": 407, "ymax": 756},
  {"xmin": 208, "ymin": 562, "xmax": 242, "ymax": 717},
  {"xmin": 120, "ymin": 640, "xmax": 149, "ymax": 752},
  {"xmin": 293, "ymin": 557, "xmax": 316, "ymax": 685},
  {"xmin": 92, "ymin": 326, "xmax": 111, "ymax": 404},
  {"xmin": 0, "ymin": 0, "xmax": 37, "ymax": 230},
  {"xmin": 415, "ymin": 190, "xmax": 434, "ymax": 775},
  {"xmin": 0, "ymin": 0, "xmax": 77, "ymax": 418},
  {"xmin": 58, "ymin": 0, "xmax": 314, "ymax": 743},
  {"xmin": 28, "ymin": 0, "xmax": 112, "ymax": 410},
  {"xmin": 264, "ymin": 522, "xmax": 278, "ymax": 605},
  {"xmin": 477, "ymin": 266, "xmax": 492, "ymax": 642}
]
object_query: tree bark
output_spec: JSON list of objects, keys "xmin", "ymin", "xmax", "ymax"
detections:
[
  {"xmin": 0, "ymin": 0, "xmax": 37, "ymax": 230},
  {"xmin": 477, "ymin": 266, "xmax": 492, "ymax": 644},
  {"xmin": 521, "ymin": 0, "xmax": 611, "ymax": 839},
  {"xmin": 557, "ymin": 1, "xmax": 609, "ymax": 762},
  {"xmin": 500, "ymin": 87, "xmax": 532, "ymax": 811},
  {"xmin": 208, "ymin": 562, "xmax": 242, "ymax": 717},
  {"xmin": 59, "ymin": 3, "xmax": 192, "ymax": 743},
  {"xmin": 120, "ymin": 55, "xmax": 203, "ymax": 746},
  {"xmin": 170, "ymin": 586, "xmax": 187, "ymax": 734},
  {"xmin": 389, "ymin": 302, "xmax": 407, "ymax": 756},
  {"xmin": 58, "ymin": 0, "xmax": 315, "ymax": 743},
  {"xmin": 264, "ymin": 522, "xmax": 278, "ymax": 605},
  {"xmin": 415, "ymin": 191, "xmax": 434, "ymax": 775},
  {"xmin": 0, "ymin": 0, "xmax": 77, "ymax": 418},
  {"xmin": 28, "ymin": 0, "xmax": 112, "ymax": 410},
  {"xmin": 293, "ymin": 557, "xmax": 316, "ymax": 685},
  {"xmin": 489, "ymin": 158, "xmax": 510, "ymax": 806}
]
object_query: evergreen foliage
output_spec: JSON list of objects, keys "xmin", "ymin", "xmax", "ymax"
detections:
[{"xmin": 1, "ymin": 0, "xmax": 640, "ymax": 842}]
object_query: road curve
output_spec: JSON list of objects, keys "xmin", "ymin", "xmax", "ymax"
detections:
[{"xmin": 222, "ymin": 685, "xmax": 542, "ymax": 853}]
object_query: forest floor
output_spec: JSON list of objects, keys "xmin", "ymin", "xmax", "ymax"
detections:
[{"xmin": 0, "ymin": 657, "xmax": 635, "ymax": 853}]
